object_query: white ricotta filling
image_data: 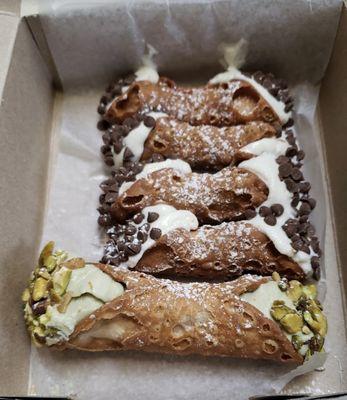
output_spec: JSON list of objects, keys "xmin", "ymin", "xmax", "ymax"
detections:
[
  {"xmin": 119, "ymin": 159, "xmax": 192, "ymax": 195},
  {"xmin": 239, "ymin": 152, "xmax": 313, "ymax": 275},
  {"xmin": 241, "ymin": 137, "xmax": 289, "ymax": 157},
  {"xmin": 44, "ymin": 265, "xmax": 125, "ymax": 341},
  {"xmin": 112, "ymin": 112, "xmax": 167, "ymax": 168},
  {"xmin": 118, "ymin": 204, "xmax": 199, "ymax": 270},
  {"xmin": 209, "ymin": 42, "xmax": 291, "ymax": 124}
]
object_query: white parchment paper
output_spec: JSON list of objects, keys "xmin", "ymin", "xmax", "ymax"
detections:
[{"xmin": 26, "ymin": 0, "xmax": 344, "ymax": 398}]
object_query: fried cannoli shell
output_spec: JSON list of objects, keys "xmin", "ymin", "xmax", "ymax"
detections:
[
  {"xmin": 110, "ymin": 166, "xmax": 268, "ymax": 223},
  {"xmin": 141, "ymin": 118, "xmax": 278, "ymax": 170},
  {"xmin": 106, "ymin": 78, "xmax": 280, "ymax": 126},
  {"xmin": 135, "ymin": 222, "xmax": 305, "ymax": 281},
  {"xmin": 57, "ymin": 268, "xmax": 302, "ymax": 363}
]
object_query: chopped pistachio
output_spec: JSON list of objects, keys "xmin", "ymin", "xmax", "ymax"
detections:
[
  {"xmin": 270, "ymin": 303, "xmax": 293, "ymax": 321},
  {"xmin": 39, "ymin": 241, "xmax": 55, "ymax": 268},
  {"xmin": 302, "ymin": 284, "xmax": 317, "ymax": 300},
  {"xmin": 45, "ymin": 255, "xmax": 57, "ymax": 272},
  {"xmin": 272, "ymin": 271, "xmax": 280, "ymax": 282},
  {"xmin": 38, "ymin": 269, "xmax": 51, "ymax": 280},
  {"xmin": 280, "ymin": 313, "xmax": 304, "ymax": 334},
  {"xmin": 303, "ymin": 303, "xmax": 328, "ymax": 337},
  {"xmin": 62, "ymin": 257, "xmax": 85, "ymax": 270},
  {"xmin": 57, "ymin": 293, "xmax": 72, "ymax": 313},
  {"xmin": 302, "ymin": 325, "xmax": 311, "ymax": 335},
  {"xmin": 32, "ymin": 277, "xmax": 49, "ymax": 301},
  {"xmin": 292, "ymin": 334, "xmax": 303, "ymax": 351},
  {"xmin": 286, "ymin": 280, "xmax": 303, "ymax": 302},
  {"xmin": 22, "ymin": 288, "xmax": 30, "ymax": 302},
  {"xmin": 53, "ymin": 267, "xmax": 72, "ymax": 296},
  {"xmin": 39, "ymin": 314, "xmax": 50, "ymax": 325}
]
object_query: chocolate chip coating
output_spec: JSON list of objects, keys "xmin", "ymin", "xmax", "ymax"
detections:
[
  {"xmin": 147, "ymin": 212, "xmax": 159, "ymax": 223},
  {"xmin": 264, "ymin": 215, "xmax": 276, "ymax": 226},
  {"xmin": 150, "ymin": 228, "xmax": 162, "ymax": 240},
  {"xmin": 271, "ymin": 203, "xmax": 284, "ymax": 217}
]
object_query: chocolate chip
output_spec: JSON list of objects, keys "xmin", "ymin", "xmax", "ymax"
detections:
[
  {"xmin": 150, "ymin": 228, "xmax": 162, "ymax": 240},
  {"xmin": 111, "ymin": 85, "xmax": 122, "ymax": 96},
  {"xmin": 291, "ymin": 193, "xmax": 300, "ymax": 207},
  {"xmin": 98, "ymin": 214, "xmax": 111, "ymax": 227},
  {"xmin": 137, "ymin": 230, "xmax": 148, "ymax": 243},
  {"xmin": 298, "ymin": 202, "xmax": 311, "ymax": 216},
  {"xmin": 119, "ymin": 251, "xmax": 128, "ymax": 262},
  {"xmin": 133, "ymin": 213, "xmax": 145, "ymax": 224},
  {"xmin": 151, "ymin": 153, "xmax": 165, "ymax": 162},
  {"xmin": 105, "ymin": 192, "xmax": 118, "ymax": 204},
  {"xmin": 299, "ymin": 181, "xmax": 311, "ymax": 193},
  {"xmin": 298, "ymin": 223, "xmax": 309, "ymax": 234},
  {"xmin": 299, "ymin": 215, "xmax": 309, "ymax": 223},
  {"xmin": 124, "ymin": 74, "xmax": 136, "ymax": 85},
  {"xmin": 102, "ymin": 133, "xmax": 111, "ymax": 145},
  {"xmin": 117, "ymin": 240, "xmax": 126, "ymax": 252},
  {"xmin": 113, "ymin": 140, "xmax": 123, "ymax": 154},
  {"xmin": 244, "ymin": 208, "xmax": 256, "ymax": 219},
  {"xmin": 147, "ymin": 212, "xmax": 159, "ymax": 223},
  {"xmin": 141, "ymin": 222, "xmax": 151, "ymax": 232},
  {"xmin": 291, "ymin": 168, "xmax": 303, "ymax": 182},
  {"xmin": 99, "ymin": 193, "xmax": 106, "ymax": 203},
  {"xmin": 97, "ymin": 119, "xmax": 110, "ymax": 131},
  {"xmin": 97, "ymin": 104, "xmax": 106, "ymax": 115},
  {"xmin": 301, "ymin": 244, "xmax": 311, "ymax": 255},
  {"xmin": 124, "ymin": 224, "xmax": 136, "ymax": 236},
  {"xmin": 126, "ymin": 243, "xmax": 141, "ymax": 255},
  {"xmin": 104, "ymin": 156, "xmax": 114, "ymax": 166},
  {"xmin": 101, "ymin": 145, "xmax": 110, "ymax": 155},
  {"xmin": 284, "ymin": 102, "xmax": 294, "ymax": 113},
  {"xmin": 311, "ymin": 256, "xmax": 320, "ymax": 270},
  {"xmin": 307, "ymin": 198, "xmax": 316, "ymax": 210},
  {"xmin": 284, "ymin": 118, "xmax": 294, "ymax": 128},
  {"xmin": 276, "ymin": 155, "xmax": 290, "ymax": 165},
  {"xmin": 100, "ymin": 94, "xmax": 110, "ymax": 105},
  {"xmin": 144, "ymin": 115, "xmax": 156, "ymax": 128},
  {"xmin": 284, "ymin": 178, "xmax": 298, "ymax": 193},
  {"xmin": 292, "ymin": 238, "xmax": 304, "ymax": 251},
  {"xmin": 124, "ymin": 117, "xmax": 138, "ymax": 130},
  {"xmin": 286, "ymin": 146, "xmax": 298, "ymax": 158},
  {"xmin": 279, "ymin": 163, "xmax": 293, "ymax": 178},
  {"xmin": 307, "ymin": 223, "xmax": 316, "ymax": 237},
  {"xmin": 109, "ymin": 256, "xmax": 120, "ymax": 267},
  {"xmin": 264, "ymin": 215, "xmax": 276, "ymax": 226},
  {"xmin": 259, "ymin": 206, "xmax": 272, "ymax": 217},
  {"xmin": 271, "ymin": 203, "xmax": 284, "ymax": 217},
  {"xmin": 123, "ymin": 147, "xmax": 134, "ymax": 160},
  {"xmin": 297, "ymin": 150, "xmax": 305, "ymax": 161}
]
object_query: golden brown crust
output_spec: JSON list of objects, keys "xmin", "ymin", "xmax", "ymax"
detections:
[
  {"xmin": 135, "ymin": 222, "xmax": 305, "ymax": 281},
  {"xmin": 110, "ymin": 166, "xmax": 268, "ymax": 223},
  {"xmin": 106, "ymin": 78, "xmax": 280, "ymax": 126},
  {"xmin": 141, "ymin": 118, "xmax": 278, "ymax": 170},
  {"xmin": 56, "ymin": 268, "xmax": 302, "ymax": 364}
]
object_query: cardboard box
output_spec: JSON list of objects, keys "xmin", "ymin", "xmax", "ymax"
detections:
[{"xmin": 0, "ymin": 0, "xmax": 346, "ymax": 397}]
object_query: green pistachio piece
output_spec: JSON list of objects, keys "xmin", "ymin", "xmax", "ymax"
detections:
[
  {"xmin": 302, "ymin": 325, "xmax": 311, "ymax": 335},
  {"xmin": 303, "ymin": 303, "xmax": 328, "ymax": 337},
  {"xmin": 45, "ymin": 255, "xmax": 57, "ymax": 272},
  {"xmin": 32, "ymin": 277, "xmax": 49, "ymax": 301},
  {"xmin": 280, "ymin": 313, "xmax": 304, "ymax": 334},
  {"xmin": 62, "ymin": 257, "xmax": 85, "ymax": 270},
  {"xmin": 272, "ymin": 272, "xmax": 280, "ymax": 282},
  {"xmin": 38, "ymin": 242, "xmax": 55, "ymax": 268},
  {"xmin": 292, "ymin": 334, "xmax": 303, "ymax": 351},
  {"xmin": 57, "ymin": 293, "xmax": 72, "ymax": 313},
  {"xmin": 286, "ymin": 280, "xmax": 303, "ymax": 302},
  {"xmin": 302, "ymin": 284, "xmax": 317, "ymax": 300},
  {"xmin": 39, "ymin": 314, "xmax": 50, "ymax": 325},
  {"xmin": 53, "ymin": 267, "xmax": 71, "ymax": 296},
  {"xmin": 270, "ymin": 303, "xmax": 293, "ymax": 321},
  {"xmin": 22, "ymin": 288, "xmax": 30, "ymax": 302}
]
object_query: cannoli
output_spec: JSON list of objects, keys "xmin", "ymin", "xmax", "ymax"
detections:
[
  {"xmin": 102, "ymin": 207, "xmax": 305, "ymax": 280},
  {"xmin": 23, "ymin": 243, "xmax": 327, "ymax": 364},
  {"xmin": 101, "ymin": 114, "xmax": 280, "ymax": 171},
  {"xmin": 109, "ymin": 163, "xmax": 268, "ymax": 224},
  {"xmin": 104, "ymin": 73, "xmax": 289, "ymax": 128}
]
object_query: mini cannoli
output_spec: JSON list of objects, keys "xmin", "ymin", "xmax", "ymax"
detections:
[
  {"xmin": 110, "ymin": 164, "xmax": 268, "ymax": 224},
  {"xmin": 23, "ymin": 243, "xmax": 327, "ymax": 364}
]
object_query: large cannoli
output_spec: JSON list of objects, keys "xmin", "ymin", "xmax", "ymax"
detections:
[
  {"xmin": 100, "ymin": 113, "xmax": 279, "ymax": 171},
  {"xmin": 109, "ymin": 164, "xmax": 268, "ymax": 223},
  {"xmin": 23, "ymin": 243, "xmax": 327, "ymax": 364},
  {"xmin": 104, "ymin": 73, "xmax": 290, "ymax": 128},
  {"xmin": 102, "ymin": 210, "xmax": 305, "ymax": 281}
]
